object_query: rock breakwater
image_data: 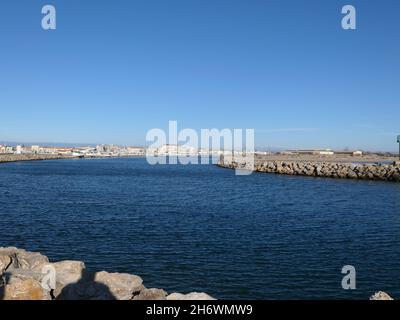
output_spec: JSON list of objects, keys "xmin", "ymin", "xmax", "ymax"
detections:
[
  {"xmin": 218, "ymin": 156, "xmax": 400, "ymax": 182},
  {"xmin": 0, "ymin": 247, "xmax": 214, "ymax": 300},
  {"xmin": 0, "ymin": 154, "xmax": 78, "ymax": 163}
]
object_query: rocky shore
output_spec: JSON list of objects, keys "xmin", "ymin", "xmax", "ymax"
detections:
[
  {"xmin": 0, "ymin": 247, "xmax": 395, "ymax": 300},
  {"xmin": 0, "ymin": 154, "xmax": 78, "ymax": 163},
  {"xmin": 218, "ymin": 155, "xmax": 400, "ymax": 182},
  {"xmin": 0, "ymin": 247, "xmax": 214, "ymax": 300}
]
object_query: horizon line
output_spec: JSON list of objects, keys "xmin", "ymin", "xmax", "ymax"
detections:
[{"xmin": 1, "ymin": 140, "xmax": 398, "ymax": 154}]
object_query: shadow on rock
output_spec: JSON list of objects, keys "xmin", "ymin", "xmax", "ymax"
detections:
[
  {"xmin": 0, "ymin": 272, "xmax": 11, "ymax": 300},
  {"xmin": 57, "ymin": 269, "xmax": 116, "ymax": 300}
]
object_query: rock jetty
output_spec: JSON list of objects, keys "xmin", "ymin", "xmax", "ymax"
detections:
[
  {"xmin": 218, "ymin": 156, "xmax": 400, "ymax": 182},
  {"xmin": 0, "ymin": 154, "xmax": 78, "ymax": 163},
  {"xmin": 0, "ymin": 247, "xmax": 214, "ymax": 300}
]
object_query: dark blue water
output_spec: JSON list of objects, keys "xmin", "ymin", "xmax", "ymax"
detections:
[{"xmin": 0, "ymin": 158, "xmax": 399, "ymax": 299}]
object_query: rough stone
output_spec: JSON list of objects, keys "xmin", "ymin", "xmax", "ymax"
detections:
[
  {"xmin": 133, "ymin": 288, "xmax": 167, "ymax": 300},
  {"xmin": 51, "ymin": 260, "xmax": 86, "ymax": 298},
  {"xmin": 56, "ymin": 272, "xmax": 116, "ymax": 300},
  {"xmin": 167, "ymin": 292, "xmax": 216, "ymax": 300},
  {"xmin": 94, "ymin": 271, "xmax": 143, "ymax": 300},
  {"xmin": 0, "ymin": 247, "xmax": 49, "ymax": 272},
  {"xmin": 1, "ymin": 247, "xmax": 213, "ymax": 301},
  {"xmin": 218, "ymin": 157, "xmax": 400, "ymax": 182},
  {"xmin": 370, "ymin": 291, "xmax": 393, "ymax": 300},
  {"xmin": 2, "ymin": 277, "xmax": 51, "ymax": 300},
  {"xmin": 0, "ymin": 255, "xmax": 11, "ymax": 273}
]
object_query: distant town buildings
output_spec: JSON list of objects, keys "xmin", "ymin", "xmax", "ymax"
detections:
[
  {"xmin": 0, "ymin": 144, "xmax": 146, "ymax": 157},
  {"xmin": 280, "ymin": 149, "xmax": 363, "ymax": 156},
  {"xmin": 0, "ymin": 143, "xmax": 364, "ymax": 158},
  {"xmin": 31, "ymin": 145, "xmax": 41, "ymax": 153},
  {"xmin": 157, "ymin": 144, "xmax": 197, "ymax": 155},
  {"xmin": 15, "ymin": 145, "xmax": 23, "ymax": 154},
  {"xmin": 0, "ymin": 145, "xmax": 13, "ymax": 154}
]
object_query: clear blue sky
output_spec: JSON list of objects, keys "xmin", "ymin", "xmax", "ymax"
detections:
[{"xmin": 0, "ymin": 0, "xmax": 399, "ymax": 151}]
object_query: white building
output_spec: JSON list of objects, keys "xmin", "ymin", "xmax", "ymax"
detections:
[
  {"xmin": 287, "ymin": 149, "xmax": 335, "ymax": 156},
  {"xmin": 126, "ymin": 147, "xmax": 145, "ymax": 155},
  {"xmin": 31, "ymin": 145, "xmax": 41, "ymax": 153},
  {"xmin": 96, "ymin": 145, "xmax": 106, "ymax": 153},
  {"xmin": 15, "ymin": 145, "xmax": 23, "ymax": 154},
  {"xmin": 157, "ymin": 144, "xmax": 197, "ymax": 155}
]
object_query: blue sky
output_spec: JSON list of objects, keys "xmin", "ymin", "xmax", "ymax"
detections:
[{"xmin": 0, "ymin": 0, "xmax": 399, "ymax": 151}]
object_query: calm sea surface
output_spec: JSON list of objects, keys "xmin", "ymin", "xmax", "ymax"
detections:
[{"xmin": 0, "ymin": 158, "xmax": 399, "ymax": 299}]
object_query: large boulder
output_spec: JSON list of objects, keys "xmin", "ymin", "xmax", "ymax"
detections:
[
  {"xmin": 370, "ymin": 291, "xmax": 393, "ymax": 300},
  {"xmin": 133, "ymin": 288, "xmax": 167, "ymax": 300},
  {"xmin": 57, "ymin": 270, "xmax": 144, "ymax": 300},
  {"xmin": 51, "ymin": 260, "xmax": 85, "ymax": 298},
  {"xmin": 94, "ymin": 271, "xmax": 143, "ymax": 300},
  {"xmin": 0, "ymin": 247, "xmax": 49, "ymax": 273},
  {"xmin": 1, "ymin": 247, "xmax": 214, "ymax": 301},
  {"xmin": 0, "ymin": 248, "xmax": 53, "ymax": 300},
  {"xmin": 1, "ymin": 276, "xmax": 51, "ymax": 300},
  {"xmin": 167, "ymin": 292, "xmax": 215, "ymax": 300},
  {"xmin": 56, "ymin": 272, "xmax": 115, "ymax": 300}
]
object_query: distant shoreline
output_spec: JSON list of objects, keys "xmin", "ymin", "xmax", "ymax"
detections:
[
  {"xmin": 0, "ymin": 154, "xmax": 78, "ymax": 163},
  {"xmin": 0, "ymin": 154, "xmax": 146, "ymax": 164},
  {"xmin": 1, "ymin": 153, "xmax": 399, "ymax": 165}
]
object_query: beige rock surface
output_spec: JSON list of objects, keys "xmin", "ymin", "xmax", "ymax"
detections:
[
  {"xmin": 0, "ymin": 247, "xmax": 214, "ymax": 300},
  {"xmin": 167, "ymin": 292, "xmax": 216, "ymax": 300},
  {"xmin": 370, "ymin": 291, "xmax": 394, "ymax": 300}
]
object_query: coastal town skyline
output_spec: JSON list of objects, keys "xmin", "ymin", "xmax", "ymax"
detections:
[
  {"xmin": 0, "ymin": 142, "xmax": 392, "ymax": 157},
  {"xmin": 0, "ymin": 135, "xmax": 399, "ymax": 153}
]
